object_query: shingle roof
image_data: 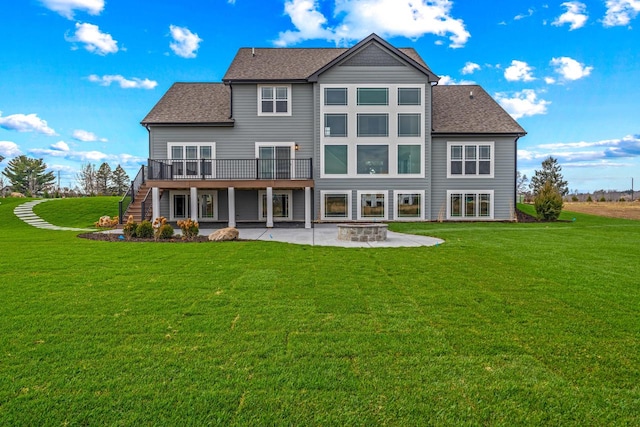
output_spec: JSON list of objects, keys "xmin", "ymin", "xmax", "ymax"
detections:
[
  {"xmin": 223, "ymin": 47, "xmax": 433, "ymax": 82},
  {"xmin": 432, "ymin": 85, "xmax": 526, "ymax": 134},
  {"xmin": 141, "ymin": 83, "xmax": 233, "ymax": 125}
]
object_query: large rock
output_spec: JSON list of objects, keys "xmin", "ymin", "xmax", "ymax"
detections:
[
  {"xmin": 208, "ymin": 227, "xmax": 239, "ymax": 241},
  {"xmin": 10, "ymin": 192, "xmax": 25, "ymax": 198}
]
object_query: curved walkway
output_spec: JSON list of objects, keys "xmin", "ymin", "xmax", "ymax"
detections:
[{"xmin": 13, "ymin": 199, "xmax": 95, "ymax": 232}]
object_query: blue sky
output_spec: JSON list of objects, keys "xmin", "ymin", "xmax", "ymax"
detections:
[{"xmin": 1, "ymin": 0, "xmax": 639, "ymax": 193}]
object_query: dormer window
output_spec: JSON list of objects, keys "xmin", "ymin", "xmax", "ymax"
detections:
[{"xmin": 258, "ymin": 85, "xmax": 291, "ymax": 116}]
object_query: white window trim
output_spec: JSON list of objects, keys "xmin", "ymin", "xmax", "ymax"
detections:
[
  {"xmin": 169, "ymin": 190, "xmax": 218, "ymax": 222},
  {"xmin": 320, "ymin": 190, "xmax": 352, "ymax": 221},
  {"xmin": 357, "ymin": 190, "xmax": 388, "ymax": 221},
  {"xmin": 446, "ymin": 141, "xmax": 495, "ymax": 179},
  {"xmin": 255, "ymin": 142, "xmax": 297, "ymax": 179},
  {"xmin": 167, "ymin": 142, "xmax": 216, "ymax": 178},
  {"xmin": 446, "ymin": 190, "xmax": 494, "ymax": 220},
  {"xmin": 320, "ymin": 83, "xmax": 425, "ymax": 179},
  {"xmin": 393, "ymin": 190, "xmax": 425, "ymax": 221},
  {"xmin": 258, "ymin": 190, "xmax": 293, "ymax": 221},
  {"xmin": 257, "ymin": 84, "xmax": 292, "ymax": 116}
]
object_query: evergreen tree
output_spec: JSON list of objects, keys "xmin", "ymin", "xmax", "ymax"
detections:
[
  {"xmin": 77, "ymin": 163, "xmax": 97, "ymax": 195},
  {"xmin": 530, "ymin": 156, "xmax": 569, "ymax": 196},
  {"xmin": 96, "ymin": 162, "xmax": 112, "ymax": 195},
  {"xmin": 110, "ymin": 164, "xmax": 130, "ymax": 196},
  {"xmin": 2, "ymin": 155, "xmax": 55, "ymax": 195}
]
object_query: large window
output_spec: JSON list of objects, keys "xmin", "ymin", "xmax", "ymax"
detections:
[
  {"xmin": 448, "ymin": 142, "xmax": 494, "ymax": 178},
  {"xmin": 256, "ymin": 143, "xmax": 294, "ymax": 179},
  {"xmin": 358, "ymin": 191, "xmax": 387, "ymax": 220},
  {"xmin": 357, "ymin": 114, "xmax": 388, "ymax": 137},
  {"xmin": 168, "ymin": 143, "xmax": 214, "ymax": 178},
  {"xmin": 169, "ymin": 191, "xmax": 218, "ymax": 221},
  {"xmin": 258, "ymin": 85, "xmax": 290, "ymax": 116},
  {"xmin": 324, "ymin": 114, "xmax": 347, "ymax": 137},
  {"xmin": 321, "ymin": 191, "xmax": 351, "ymax": 220},
  {"xmin": 448, "ymin": 191, "xmax": 493, "ymax": 219},
  {"xmin": 259, "ymin": 190, "xmax": 292, "ymax": 221},
  {"xmin": 394, "ymin": 191, "xmax": 423, "ymax": 220},
  {"xmin": 398, "ymin": 87, "xmax": 421, "ymax": 105},
  {"xmin": 357, "ymin": 88, "xmax": 388, "ymax": 105},
  {"xmin": 397, "ymin": 145, "xmax": 421, "ymax": 174},
  {"xmin": 324, "ymin": 145, "xmax": 348, "ymax": 174},
  {"xmin": 357, "ymin": 145, "xmax": 388, "ymax": 175}
]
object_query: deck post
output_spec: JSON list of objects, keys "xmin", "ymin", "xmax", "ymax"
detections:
[
  {"xmin": 305, "ymin": 187, "xmax": 311, "ymax": 229},
  {"xmin": 190, "ymin": 187, "xmax": 198, "ymax": 222},
  {"xmin": 152, "ymin": 187, "xmax": 160, "ymax": 221},
  {"xmin": 228, "ymin": 187, "xmax": 236, "ymax": 228},
  {"xmin": 266, "ymin": 187, "xmax": 274, "ymax": 228}
]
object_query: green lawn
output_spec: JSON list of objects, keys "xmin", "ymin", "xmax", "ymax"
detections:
[{"xmin": 0, "ymin": 197, "xmax": 638, "ymax": 425}]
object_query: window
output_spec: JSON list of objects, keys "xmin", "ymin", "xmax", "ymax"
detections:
[
  {"xmin": 394, "ymin": 191, "xmax": 423, "ymax": 219},
  {"xmin": 259, "ymin": 190, "xmax": 292, "ymax": 221},
  {"xmin": 357, "ymin": 88, "xmax": 388, "ymax": 105},
  {"xmin": 358, "ymin": 191, "xmax": 386, "ymax": 220},
  {"xmin": 170, "ymin": 191, "xmax": 217, "ymax": 221},
  {"xmin": 168, "ymin": 143, "xmax": 215, "ymax": 178},
  {"xmin": 324, "ymin": 114, "xmax": 347, "ymax": 137},
  {"xmin": 258, "ymin": 85, "xmax": 290, "ymax": 115},
  {"xmin": 324, "ymin": 88, "xmax": 347, "ymax": 105},
  {"xmin": 448, "ymin": 142, "xmax": 494, "ymax": 178},
  {"xmin": 398, "ymin": 113, "xmax": 421, "ymax": 137},
  {"xmin": 397, "ymin": 145, "xmax": 421, "ymax": 174},
  {"xmin": 321, "ymin": 191, "xmax": 351, "ymax": 220},
  {"xmin": 256, "ymin": 144, "xmax": 294, "ymax": 179},
  {"xmin": 357, "ymin": 145, "xmax": 388, "ymax": 175},
  {"xmin": 398, "ymin": 87, "xmax": 421, "ymax": 105},
  {"xmin": 357, "ymin": 114, "xmax": 388, "ymax": 137},
  {"xmin": 324, "ymin": 145, "xmax": 348, "ymax": 174},
  {"xmin": 447, "ymin": 191, "xmax": 493, "ymax": 219}
]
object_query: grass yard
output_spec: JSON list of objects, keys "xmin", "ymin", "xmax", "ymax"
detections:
[{"xmin": 0, "ymin": 197, "xmax": 638, "ymax": 425}]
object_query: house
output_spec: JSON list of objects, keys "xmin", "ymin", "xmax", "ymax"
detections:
[{"xmin": 127, "ymin": 34, "xmax": 525, "ymax": 227}]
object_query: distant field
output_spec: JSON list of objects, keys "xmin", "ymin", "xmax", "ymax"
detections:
[
  {"xmin": 564, "ymin": 201, "xmax": 640, "ymax": 220},
  {"xmin": 0, "ymin": 197, "xmax": 638, "ymax": 425}
]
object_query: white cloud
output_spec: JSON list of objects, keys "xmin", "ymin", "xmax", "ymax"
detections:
[
  {"xmin": 461, "ymin": 62, "xmax": 480, "ymax": 75},
  {"xmin": 553, "ymin": 1, "xmax": 588, "ymax": 30},
  {"xmin": 169, "ymin": 25, "xmax": 202, "ymax": 58},
  {"xmin": 30, "ymin": 142, "xmax": 146, "ymax": 166},
  {"xmin": 550, "ymin": 56, "xmax": 593, "ymax": 80},
  {"xmin": 0, "ymin": 112, "xmax": 57, "ymax": 136},
  {"xmin": 544, "ymin": 76, "xmax": 556, "ymax": 84},
  {"xmin": 603, "ymin": 0, "xmax": 640, "ymax": 26},
  {"xmin": 504, "ymin": 60, "xmax": 535, "ymax": 82},
  {"xmin": 72, "ymin": 129, "xmax": 107, "ymax": 142},
  {"xmin": 275, "ymin": 0, "xmax": 471, "ymax": 49},
  {"xmin": 0, "ymin": 141, "xmax": 21, "ymax": 158},
  {"xmin": 51, "ymin": 141, "xmax": 70, "ymax": 151},
  {"xmin": 495, "ymin": 89, "xmax": 550, "ymax": 119},
  {"xmin": 66, "ymin": 22, "xmax": 118, "ymax": 55},
  {"xmin": 514, "ymin": 8, "xmax": 535, "ymax": 20},
  {"xmin": 40, "ymin": 0, "xmax": 104, "ymax": 19},
  {"xmin": 88, "ymin": 74, "xmax": 158, "ymax": 89},
  {"xmin": 438, "ymin": 75, "xmax": 475, "ymax": 85}
]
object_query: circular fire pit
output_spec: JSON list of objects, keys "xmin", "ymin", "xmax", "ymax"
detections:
[{"xmin": 337, "ymin": 223, "xmax": 388, "ymax": 242}]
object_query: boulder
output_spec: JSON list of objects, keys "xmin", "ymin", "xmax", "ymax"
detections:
[
  {"xmin": 10, "ymin": 192, "xmax": 25, "ymax": 198},
  {"xmin": 208, "ymin": 227, "xmax": 239, "ymax": 242}
]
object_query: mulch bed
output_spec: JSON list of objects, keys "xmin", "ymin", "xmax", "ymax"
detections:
[{"xmin": 77, "ymin": 233, "xmax": 212, "ymax": 243}]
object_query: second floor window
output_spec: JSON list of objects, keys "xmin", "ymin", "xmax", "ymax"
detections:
[
  {"xmin": 448, "ymin": 143, "xmax": 493, "ymax": 178},
  {"xmin": 259, "ymin": 85, "xmax": 290, "ymax": 115}
]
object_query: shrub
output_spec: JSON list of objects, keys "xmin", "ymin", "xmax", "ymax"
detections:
[
  {"xmin": 157, "ymin": 224, "xmax": 174, "ymax": 240},
  {"xmin": 586, "ymin": 195, "xmax": 593, "ymax": 202},
  {"xmin": 534, "ymin": 180, "xmax": 563, "ymax": 221},
  {"xmin": 136, "ymin": 220, "xmax": 154, "ymax": 238},
  {"xmin": 177, "ymin": 219, "xmax": 199, "ymax": 241},
  {"xmin": 571, "ymin": 195, "xmax": 579, "ymax": 202},
  {"xmin": 122, "ymin": 215, "xmax": 137, "ymax": 240},
  {"xmin": 599, "ymin": 196, "xmax": 606, "ymax": 202}
]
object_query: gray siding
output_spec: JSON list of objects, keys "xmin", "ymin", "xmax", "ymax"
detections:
[
  {"xmin": 314, "ymin": 65, "xmax": 432, "ymax": 221},
  {"xmin": 430, "ymin": 136, "xmax": 517, "ymax": 220}
]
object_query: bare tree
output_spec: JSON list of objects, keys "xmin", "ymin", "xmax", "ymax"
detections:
[{"xmin": 77, "ymin": 163, "xmax": 97, "ymax": 195}]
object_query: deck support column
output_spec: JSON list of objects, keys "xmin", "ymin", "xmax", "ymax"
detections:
[
  {"xmin": 304, "ymin": 187, "xmax": 311, "ymax": 229},
  {"xmin": 190, "ymin": 187, "xmax": 198, "ymax": 222},
  {"xmin": 228, "ymin": 187, "xmax": 236, "ymax": 228},
  {"xmin": 152, "ymin": 187, "xmax": 160, "ymax": 221},
  {"xmin": 266, "ymin": 187, "xmax": 274, "ymax": 228}
]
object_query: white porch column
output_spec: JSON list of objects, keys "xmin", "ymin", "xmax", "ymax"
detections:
[
  {"xmin": 304, "ymin": 187, "xmax": 311, "ymax": 229},
  {"xmin": 266, "ymin": 186, "xmax": 274, "ymax": 228},
  {"xmin": 152, "ymin": 187, "xmax": 160, "ymax": 221},
  {"xmin": 227, "ymin": 187, "xmax": 236, "ymax": 228},
  {"xmin": 190, "ymin": 187, "xmax": 198, "ymax": 221}
]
